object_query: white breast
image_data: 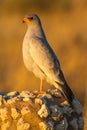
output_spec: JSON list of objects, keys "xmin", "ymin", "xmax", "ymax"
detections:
[{"xmin": 22, "ymin": 37, "xmax": 45, "ymax": 80}]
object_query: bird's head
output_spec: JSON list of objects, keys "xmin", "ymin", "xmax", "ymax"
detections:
[{"xmin": 23, "ymin": 14, "xmax": 41, "ymax": 26}]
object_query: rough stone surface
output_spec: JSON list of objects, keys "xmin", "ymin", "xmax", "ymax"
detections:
[
  {"xmin": 0, "ymin": 107, "xmax": 9, "ymax": 121},
  {"xmin": 1, "ymin": 120, "xmax": 11, "ymax": 130},
  {"xmin": 38, "ymin": 104, "xmax": 50, "ymax": 118},
  {"xmin": 72, "ymin": 98, "xmax": 82, "ymax": 115},
  {"xmin": 0, "ymin": 89, "xmax": 84, "ymax": 130},
  {"xmin": 21, "ymin": 106, "xmax": 31, "ymax": 116},
  {"xmin": 70, "ymin": 118, "xmax": 78, "ymax": 130},
  {"xmin": 17, "ymin": 117, "xmax": 30, "ymax": 130},
  {"xmin": 39, "ymin": 121, "xmax": 54, "ymax": 130},
  {"xmin": 11, "ymin": 107, "xmax": 21, "ymax": 119}
]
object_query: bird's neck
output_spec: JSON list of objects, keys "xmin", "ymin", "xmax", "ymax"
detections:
[{"xmin": 26, "ymin": 23, "xmax": 46, "ymax": 40}]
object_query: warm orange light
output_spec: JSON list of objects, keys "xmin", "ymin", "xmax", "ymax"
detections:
[{"xmin": 23, "ymin": 18, "xmax": 30, "ymax": 23}]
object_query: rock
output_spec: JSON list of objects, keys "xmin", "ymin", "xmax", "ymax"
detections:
[
  {"xmin": 1, "ymin": 121, "xmax": 11, "ymax": 130},
  {"xmin": 7, "ymin": 97, "xmax": 17, "ymax": 104},
  {"xmin": 70, "ymin": 118, "xmax": 78, "ymax": 130},
  {"xmin": 54, "ymin": 117, "xmax": 68, "ymax": 130},
  {"xmin": 50, "ymin": 105, "xmax": 63, "ymax": 121},
  {"xmin": 35, "ymin": 97, "xmax": 43, "ymax": 105},
  {"xmin": 11, "ymin": 107, "xmax": 20, "ymax": 119},
  {"xmin": 38, "ymin": 104, "xmax": 50, "ymax": 118},
  {"xmin": 0, "ymin": 92, "xmax": 7, "ymax": 96},
  {"xmin": 0, "ymin": 107, "xmax": 9, "ymax": 121},
  {"xmin": 78, "ymin": 117, "xmax": 84, "ymax": 130},
  {"xmin": 20, "ymin": 91, "xmax": 35, "ymax": 99},
  {"xmin": 42, "ymin": 93, "xmax": 53, "ymax": 100},
  {"xmin": 0, "ymin": 89, "xmax": 84, "ymax": 130},
  {"xmin": 72, "ymin": 98, "xmax": 82, "ymax": 115},
  {"xmin": 64, "ymin": 118, "xmax": 68, "ymax": 130},
  {"xmin": 39, "ymin": 121, "xmax": 54, "ymax": 130},
  {"xmin": 60, "ymin": 100, "xmax": 69, "ymax": 106},
  {"xmin": 61, "ymin": 106, "xmax": 73, "ymax": 115},
  {"xmin": 23, "ymin": 97, "xmax": 31, "ymax": 102},
  {"xmin": 7, "ymin": 91, "xmax": 19, "ymax": 97},
  {"xmin": 17, "ymin": 118, "xmax": 30, "ymax": 130},
  {"xmin": 37, "ymin": 94, "xmax": 48, "ymax": 104},
  {"xmin": 47, "ymin": 89, "xmax": 62, "ymax": 98},
  {"xmin": 39, "ymin": 122, "xmax": 48, "ymax": 130},
  {"xmin": 55, "ymin": 124, "xmax": 64, "ymax": 130},
  {"xmin": 21, "ymin": 106, "xmax": 31, "ymax": 116}
]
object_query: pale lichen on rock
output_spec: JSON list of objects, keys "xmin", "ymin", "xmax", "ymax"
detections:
[
  {"xmin": 11, "ymin": 107, "xmax": 21, "ymax": 119},
  {"xmin": 1, "ymin": 120, "xmax": 11, "ymax": 130},
  {"xmin": 17, "ymin": 117, "xmax": 30, "ymax": 130},
  {"xmin": 0, "ymin": 107, "xmax": 9, "ymax": 121},
  {"xmin": 21, "ymin": 106, "xmax": 31, "ymax": 116},
  {"xmin": 39, "ymin": 121, "xmax": 54, "ymax": 130},
  {"xmin": 0, "ymin": 89, "xmax": 84, "ymax": 130},
  {"xmin": 38, "ymin": 104, "xmax": 50, "ymax": 118}
]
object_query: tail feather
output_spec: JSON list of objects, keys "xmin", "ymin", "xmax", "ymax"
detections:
[
  {"xmin": 56, "ymin": 81, "xmax": 74, "ymax": 105},
  {"xmin": 55, "ymin": 69, "xmax": 75, "ymax": 105}
]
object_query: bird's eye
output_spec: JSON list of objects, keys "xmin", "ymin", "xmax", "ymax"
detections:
[{"xmin": 29, "ymin": 17, "xmax": 33, "ymax": 20}]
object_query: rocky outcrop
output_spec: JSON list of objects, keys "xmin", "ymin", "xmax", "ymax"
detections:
[{"xmin": 0, "ymin": 89, "xmax": 84, "ymax": 130}]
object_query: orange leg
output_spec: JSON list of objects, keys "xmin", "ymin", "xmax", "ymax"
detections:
[
  {"xmin": 33, "ymin": 79, "xmax": 45, "ymax": 95},
  {"xmin": 39, "ymin": 79, "xmax": 45, "ymax": 94}
]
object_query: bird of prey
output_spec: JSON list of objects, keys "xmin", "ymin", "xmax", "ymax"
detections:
[{"xmin": 22, "ymin": 14, "xmax": 74, "ymax": 105}]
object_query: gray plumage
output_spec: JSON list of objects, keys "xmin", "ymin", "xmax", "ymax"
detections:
[{"xmin": 22, "ymin": 14, "xmax": 74, "ymax": 105}]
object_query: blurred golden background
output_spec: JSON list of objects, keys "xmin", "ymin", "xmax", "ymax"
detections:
[{"xmin": 0, "ymin": 0, "xmax": 87, "ymax": 128}]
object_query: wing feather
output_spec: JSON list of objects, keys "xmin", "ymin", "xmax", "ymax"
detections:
[{"xmin": 29, "ymin": 38, "xmax": 64, "ymax": 85}]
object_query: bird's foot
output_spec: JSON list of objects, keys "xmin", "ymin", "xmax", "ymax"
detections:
[{"xmin": 33, "ymin": 79, "xmax": 46, "ymax": 95}]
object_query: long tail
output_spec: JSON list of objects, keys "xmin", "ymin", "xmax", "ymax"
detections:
[
  {"xmin": 56, "ymin": 81, "xmax": 74, "ymax": 105},
  {"xmin": 55, "ymin": 69, "xmax": 75, "ymax": 105}
]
